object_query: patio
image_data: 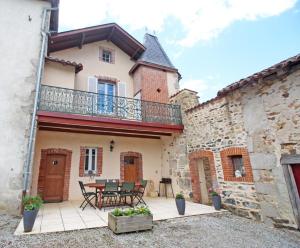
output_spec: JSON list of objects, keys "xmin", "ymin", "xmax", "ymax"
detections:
[{"xmin": 15, "ymin": 197, "xmax": 221, "ymax": 235}]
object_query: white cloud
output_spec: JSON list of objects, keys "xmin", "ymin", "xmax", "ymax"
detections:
[
  {"xmin": 59, "ymin": 0, "xmax": 296, "ymax": 47},
  {"xmin": 180, "ymin": 79, "xmax": 209, "ymax": 97}
]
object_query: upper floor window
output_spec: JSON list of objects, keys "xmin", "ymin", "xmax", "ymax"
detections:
[
  {"xmin": 230, "ymin": 155, "xmax": 245, "ymax": 178},
  {"xmin": 99, "ymin": 46, "xmax": 115, "ymax": 64},
  {"xmin": 102, "ymin": 50, "xmax": 112, "ymax": 63},
  {"xmin": 84, "ymin": 148, "xmax": 97, "ymax": 174}
]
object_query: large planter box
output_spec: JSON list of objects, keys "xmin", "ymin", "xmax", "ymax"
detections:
[{"xmin": 108, "ymin": 212, "xmax": 153, "ymax": 234}]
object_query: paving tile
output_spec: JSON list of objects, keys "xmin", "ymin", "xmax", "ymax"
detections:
[{"xmin": 15, "ymin": 197, "xmax": 222, "ymax": 235}]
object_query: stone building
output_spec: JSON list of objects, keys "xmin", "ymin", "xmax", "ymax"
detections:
[{"xmin": 169, "ymin": 54, "xmax": 300, "ymax": 229}]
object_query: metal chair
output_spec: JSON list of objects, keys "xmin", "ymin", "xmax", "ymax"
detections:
[
  {"xmin": 78, "ymin": 181, "xmax": 97, "ymax": 210},
  {"xmin": 133, "ymin": 179, "xmax": 147, "ymax": 206},
  {"xmin": 95, "ymin": 179, "xmax": 107, "ymax": 184},
  {"xmin": 159, "ymin": 178, "xmax": 174, "ymax": 198},
  {"xmin": 101, "ymin": 181, "xmax": 118, "ymax": 210},
  {"xmin": 118, "ymin": 182, "xmax": 135, "ymax": 206}
]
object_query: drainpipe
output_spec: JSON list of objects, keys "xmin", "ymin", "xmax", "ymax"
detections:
[{"xmin": 22, "ymin": 7, "xmax": 58, "ymax": 197}]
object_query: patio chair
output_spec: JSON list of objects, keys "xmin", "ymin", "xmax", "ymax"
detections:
[
  {"xmin": 107, "ymin": 179, "xmax": 119, "ymax": 184},
  {"xmin": 95, "ymin": 179, "xmax": 107, "ymax": 184},
  {"xmin": 118, "ymin": 182, "xmax": 135, "ymax": 206},
  {"xmin": 101, "ymin": 181, "xmax": 118, "ymax": 210},
  {"xmin": 78, "ymin": 181, "xmax": 97, "ymax": 210},
  {"xmin": 133, "ymin": 179, "xmax": 147, "ymax": 206}
]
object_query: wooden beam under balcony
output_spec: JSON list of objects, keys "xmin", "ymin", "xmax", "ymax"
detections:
[{"xmin": 37, "ymin": 111, "xmax": 184, "ymax": 137}]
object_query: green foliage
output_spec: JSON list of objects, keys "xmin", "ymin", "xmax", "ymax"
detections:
[
  {"xmin": 175, "ymin": 193, "xmax": 185, "ymax": 199},
  {"xmin": 208, "ymin": 188, "xmax": 219, "ymax": 196},
  {"xmin": 111, "ymin": 206, "xmax": 152, "ymax": 217},
  {"xmin": 23, "ymin": 195, "xmax": 43, "ymax": 211}
]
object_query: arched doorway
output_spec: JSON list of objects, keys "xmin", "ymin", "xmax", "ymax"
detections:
[
  {"xmin": 120, "ymin": 152, "xmax": 143, "ymax": 182},
  {"xmin": 37, "ymin": 148, "xmax": 72, "ymax": 202},
  {"xmin": 189, "ymin": 150, "xmax": 217, "ymax": 204}
]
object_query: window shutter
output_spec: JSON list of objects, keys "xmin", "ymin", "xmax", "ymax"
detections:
[
  {"xmin": 79, "ymin": 147, "xmax": 85, "ymax": 177},
  {"xmin": 96, "ymin": 147, "xmax": 103, "ymax": 176},
  {"xmin": 117, "ymin": 82, "xmax": 126, "ymax": 97},
  {"xmin": 88, "ymin": 76, "xmax": 98, "ymax": 93}
]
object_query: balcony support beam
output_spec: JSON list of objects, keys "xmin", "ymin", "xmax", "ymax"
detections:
[{"xmin": 37, "ymin": 111, "xmax": 183, "ymax": 136}]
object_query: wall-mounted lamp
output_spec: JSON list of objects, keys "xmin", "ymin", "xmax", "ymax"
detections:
[{"xmin": 110, "ymin": 140, "xmax": 115, "ymax": 152}]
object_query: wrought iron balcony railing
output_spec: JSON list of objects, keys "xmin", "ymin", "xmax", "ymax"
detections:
[{"xmin": 39, "ymin": 85, "xmax": 182, "ymax": 125}]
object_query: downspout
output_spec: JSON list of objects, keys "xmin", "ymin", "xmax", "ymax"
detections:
[{"xmin": 22, "ymin": 7, "xmax": 58, "ymax": 196}]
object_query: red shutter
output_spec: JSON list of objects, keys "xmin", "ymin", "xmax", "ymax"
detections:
[
  {"xmin": 97, "ymin": 147, "xmax": 103, "ymax": 176},
  {"xmin": 79, "ymin": 147, "xmax": 85, "ymax": 177}
]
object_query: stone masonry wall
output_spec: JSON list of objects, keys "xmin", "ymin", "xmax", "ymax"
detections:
[
  {"xmin": 166, "ymin": 66, "xmax": 300, "ymax": 228},
  {"xmin": 184, "ymin": 94, "xmax": 261, "ymax": 220},
  {"xmin": 240, "ymin": 67, "xmax": 300, "ymax": 228}
]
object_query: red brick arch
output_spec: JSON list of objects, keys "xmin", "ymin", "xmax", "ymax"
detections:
[
  {"xmin": 37, "ymin": 148, "xmax": 72, "ymax": 201},
  {"xmin": 220, "ymin": 147, "xmax": 253, "ymax": 182},
  {"xmin": 120, "ymin": 151, "xmax": 143, "ymax": 181},
  {"xmin": 188, "ymin": 150, "xmax": 217, "ymax": 203}
]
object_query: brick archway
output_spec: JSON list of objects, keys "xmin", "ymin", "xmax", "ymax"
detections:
[
  {"xmin": 120, "ymin": 151, "xmax": 143, "ymax": 181},
  {"xmin": 37, "ymin": 148, "xmax": 72, "ymax": 201},
  {"xmin": 188, "ymin": 150, "xmax": 217, "ymax": 203}
]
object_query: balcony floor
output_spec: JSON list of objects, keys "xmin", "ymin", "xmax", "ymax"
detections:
[
  {"xmin": 37, "ymin": 111, "xmax": 183, "ymax": 139},
  {"xmin": 15, "ymin": 197, "xmax": 223, "ymax": 235}
]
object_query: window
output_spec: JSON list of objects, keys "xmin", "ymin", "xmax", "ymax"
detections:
[
  {"xmin": 230, "ymin": 155, "xmax": 246, "ymax": 177},
  {"xmin": 102, "ymin": 50, "xmax": 112, "ymax": 63},
  {"xmin": 220, "ymin": 147, "xmax": 254, "ymax": 182},
  {"xmin": 98, "ymin": 82, "xmax": 115, "ymax": 114},
  {"xmin": 84, "ymin": 148, "xmax": 97, "ymax": 174}
]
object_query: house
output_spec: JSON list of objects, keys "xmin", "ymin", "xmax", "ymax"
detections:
[
  {"xmin": 0, "ymin": 0, "xmax": 58, "ymax": 213},
  {"xmin": 1, "ymin": 0, "xmax": 299, "ymax": 232},
  {"xmin": 29, "ymin": 23, "xmax": 183, "ymax": 202},
  {"xmin": 169, "ymin": 54, "xmax": 300, "ymax": 229}
]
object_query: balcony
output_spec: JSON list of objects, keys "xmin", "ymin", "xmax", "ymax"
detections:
[{"xmin": 37, "ymin": 85, "xmax": 183, "ymax": 138}]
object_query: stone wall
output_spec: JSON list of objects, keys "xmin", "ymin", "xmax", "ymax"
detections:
[
  {"xmin": 166, "ymin": 65, "xmax": 300, "ymax": 228},
  {"xmin": 240, "ymin": 67, "xmax": 300, "ymax": 228},
  {"xmin": 0, "ymin": 0, "xmax": 50, "ymax": 214},
  {"xmin": 184, "ymin": 93, "xmax": 261, "ymax": 220}
]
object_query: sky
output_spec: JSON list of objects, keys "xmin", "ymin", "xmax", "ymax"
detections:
[{"xmin": 58, "ymin": 0, "xmax": 300, "ymax": 102}]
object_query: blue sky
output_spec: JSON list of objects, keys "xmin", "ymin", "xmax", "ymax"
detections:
[{"xmin": 59, "ymin": 0, "xmax": 300, "ymax": 101}]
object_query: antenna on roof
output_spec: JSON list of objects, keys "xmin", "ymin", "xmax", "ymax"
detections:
[{"xmin": 145, "ymin": 27, "xmax": 148, "ymax": 33}]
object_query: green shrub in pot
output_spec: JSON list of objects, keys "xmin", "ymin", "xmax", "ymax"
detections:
[{"xmin": 23, "ymin": 195, "xmax": 43, "ymax": 232}]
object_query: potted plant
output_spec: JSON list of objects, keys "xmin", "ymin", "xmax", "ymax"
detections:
[
  {"xmin": 209, "ymin": 188, "xmax": 221, "ymax": 210},
  {"xmin": 108, "ymin": 206, "xmax": 153, "ymax": 234},
  {"xmin": 22, "ymin": 195, "xmax": 43, "ymax": 232},
  {"xmin": 175, "ymin": 193, "xmax": 185, "ymax": 215}
]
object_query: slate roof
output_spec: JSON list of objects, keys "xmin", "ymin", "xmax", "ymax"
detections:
[{"xmin": 138, "ymin": 34, "xmax": 176, "ymax": 69}]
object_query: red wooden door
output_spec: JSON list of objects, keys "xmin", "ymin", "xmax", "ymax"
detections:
[
  {"xmin": 291, "ymin": 164, "xmax": 300, "ymax": 197},
  {"xmin": 44, "ymin": 154, "xmax": 66, "ymax": 202},
  {"xmin": 124, "ymin": 156, "xmax": 138, "ymax": 182}
]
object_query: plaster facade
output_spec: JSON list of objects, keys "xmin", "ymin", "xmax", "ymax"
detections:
[{"xmin": 0, "ymin": 0, "xmax": 50, "ymax": 213}]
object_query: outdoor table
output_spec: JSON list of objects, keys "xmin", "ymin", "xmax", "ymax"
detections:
[{"xmin": 85, "ymin": 181, "xmax": 142, "ymax": 209}]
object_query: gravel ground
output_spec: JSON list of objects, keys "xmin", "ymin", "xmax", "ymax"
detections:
[{"xmin": 1, "ymin": 211, "xmax": 300, "ymax": 248}]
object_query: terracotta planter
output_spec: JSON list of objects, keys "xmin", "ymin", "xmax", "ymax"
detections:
[
  {"xmin": 212, "ymin": 195, "xmax": 221, "ymax": 210},
  {"xmin": 23, "ymin": 209, "xmax": 38, "ymax": 232},
  {"xmin": 175, "ymin": 198, "xmax": 185, "ymax": 215}
]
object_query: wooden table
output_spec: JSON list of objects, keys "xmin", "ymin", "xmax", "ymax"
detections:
[{"xmin": 85, "ymin": 182, "xmax": 142, "ymax": 209}]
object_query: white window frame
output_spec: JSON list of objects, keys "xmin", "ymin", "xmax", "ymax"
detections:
[
  {"xmin": 84, "ymin": 148, "xmax": 97, "ymax": 174},
  {"xmin": 102, "ymin": 50, "xmax": 112, "ymax": 63}
]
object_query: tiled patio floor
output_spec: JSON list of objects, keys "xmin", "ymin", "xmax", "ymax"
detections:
[{"xmin": 15, "ymin": 197, "xmax": 222, "ymax": 235}]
